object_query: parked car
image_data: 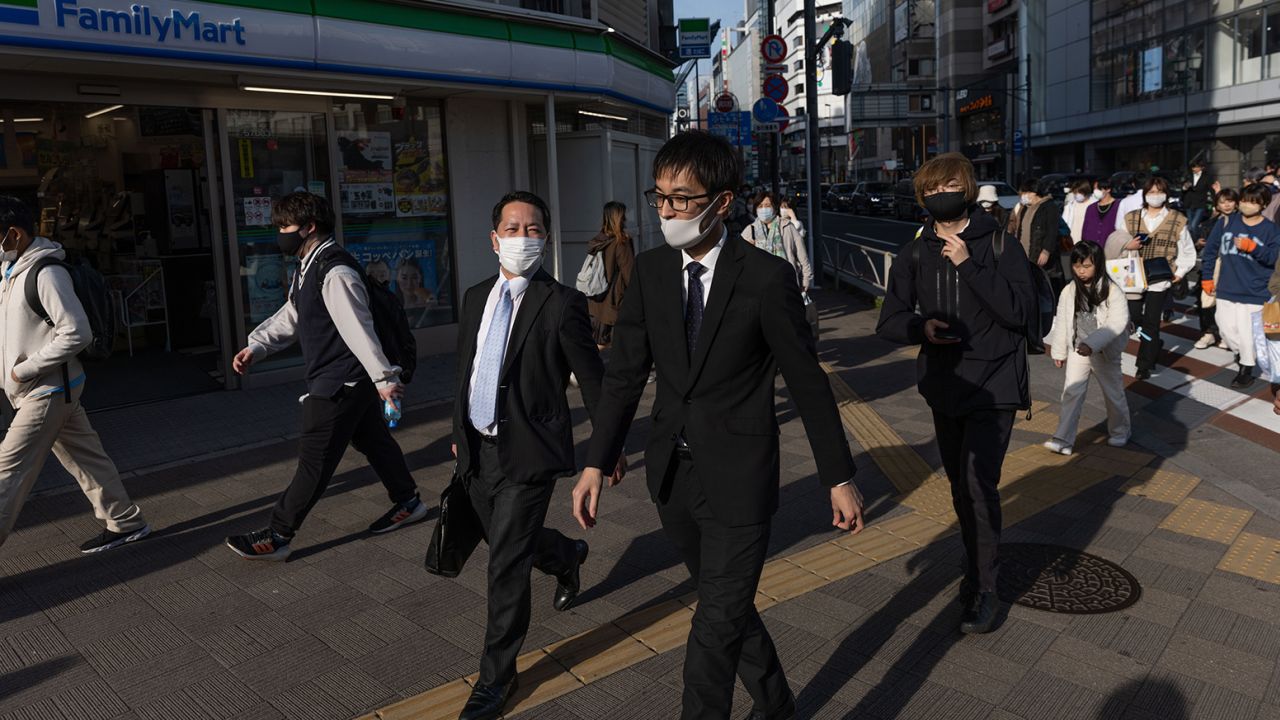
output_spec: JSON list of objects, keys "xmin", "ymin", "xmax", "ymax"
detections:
[
  {"xmin": 849, "ymin": 182, "xmax": 894, "ymax": 214},
  {"xmin": 793, "ymin": 183, "xmax": 829, "ymax": 207},
  {"xmin": 824, "ymin": 183, "xmax": 857, "ymax": 211},
  {"xmin": 1109, "ymin": 171, "xmax": 1182, "ymax": 208},
  {"xmin": 892, "ymin": 178, "xmax": 928, "ymax": 222}
]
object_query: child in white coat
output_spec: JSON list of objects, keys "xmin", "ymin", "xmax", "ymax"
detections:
[{"xmin": 1044, "ymin": 241, "xmax": 1133, "ymax": 455}]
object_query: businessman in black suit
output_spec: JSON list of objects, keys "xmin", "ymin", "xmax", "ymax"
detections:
[
  {"xmin": 571, "ymin": 131, "xmax": 866, "ymax": 720},
  {"xmin": 452, "ymin": 191, "xmax": 618, "ymax": 720},
  {"xmin": 1182, "ymin": 159, "xmax": 1214, "ymax": 235}
]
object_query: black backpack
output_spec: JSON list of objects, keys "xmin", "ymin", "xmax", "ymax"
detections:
[
  {"xmin": 910, "ymin": 229, "xmax": 1056, "ymax": 355},
  {"xmin": 25, "ymin": 257, "xmax": 116, "ymax": 362},
  {"xmin": 318, "ymin": 254, "xmax": 418, "ymax": 384}
]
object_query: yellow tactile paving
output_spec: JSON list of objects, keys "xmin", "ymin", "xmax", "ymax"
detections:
[
  {"xmin": 502, "ymin": 654, "xmax": 587, "ymax": 715},
  {"xmin": 877, "ymin": 511, "xmax": 957, "ymax": 545},
  {"xmin": 375, "ymin": 678, "xmax": 472, "ymax": 720},
  {"xmin": 1016, "ymin": 410, "xmax": 1062, "ymax": 436},
  {"xmin": 547, "ymin": 625, "xmax": 656, "ymax": 684},
  {"xmin": 1120, "ymin": 467, "xmax": 1201, "ymax": 504},
  {"xmin": 1218, "ymin": 532, "xmax": 1280, "ymax": 584},
  {"xmin": 1158, "ymin": 498, "xmax": 1254, "ymax": 545},
  {"xmin": 832, "ymin": 525, "xmax": 922, "ymax": 561},
  {"xmin": 786, "ymin": 543, "xmax": 877, "ymax": 581},
  {"xmin": 756, "ymin": 557, "xmax": 829, "ymax": 601}
]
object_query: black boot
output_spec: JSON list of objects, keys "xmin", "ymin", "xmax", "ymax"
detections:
[
  {"xmin": 1231, "ymin": 364, "xmax": 1256, "ymax": 389},
  {"xmin": 960, "ymin": 592, "xmax": 999, "ymax": 634}
]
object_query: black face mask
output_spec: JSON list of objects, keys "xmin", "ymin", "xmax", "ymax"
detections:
[
  {"xmin": 277, "ymin": 227, "xmax": 308, "ymax": 256},
  {"xmin": 923, "ymin": 191, "xmax": 969, "ymax": 222}
]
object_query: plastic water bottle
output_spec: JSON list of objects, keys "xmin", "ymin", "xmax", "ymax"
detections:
[{"xmin": 384, "ymin": 398, "xmax": 402, "ymax": 429}]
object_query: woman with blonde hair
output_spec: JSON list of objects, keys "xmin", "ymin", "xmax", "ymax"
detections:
[{"xmin": 585, "ymin": 201, "xmax": 635, "ymax": 349}]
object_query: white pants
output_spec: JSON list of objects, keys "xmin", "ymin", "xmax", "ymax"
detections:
[
  {"xmin": 1053, "ymin": 349, "xmax": 1131, "ymax": 446},
  {"xmin": 1216, "ymin": 298, "xmax": 1261, "ymax": 367},
  {"xmin": 0, "ymin": 385, "xmax": 145, "ymax": 546}
]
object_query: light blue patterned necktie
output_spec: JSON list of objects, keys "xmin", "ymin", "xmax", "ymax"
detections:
[{"xmin": 470, "ymin": 281, "xmax": 513, "ymax": 430}]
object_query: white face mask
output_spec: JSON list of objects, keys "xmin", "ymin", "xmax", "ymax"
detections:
[
  {"xmin": 495, "ymin": 235, "xmax": 545, "ymax": 277},
  {"xmin": 757, "ymin": 207, "xmax": 775, "ymax": 222},
  {"xmin": 1019, "ymin": 195, "xmax": 1033, "ymax": 206},
  {"xmin": 1145, "ymin": 194, "xmax": 1167, "ymax": 208},
  {"xmin": 1072, "ymin": 193, "xmax": 1087, "ymax": 204},
  {"xmin": 1, "ymin": 229, "xmax": 17, "ymax": 264},
  {"xmin": 1092, "ymin": 189, "xmax": 1104, "ymax": 201},
  {"xmin": 659, "ymin": 194, "xmax": 723, "ymax": 251}
]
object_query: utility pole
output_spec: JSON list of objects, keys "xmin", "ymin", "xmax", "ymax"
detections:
[
  {"xmin": 804, "ymin": 0, "xmax": 820, "ymax": 268},
  {"xmin": 767, "ymin": 0, "xmax": 780, "ymax": 199}
]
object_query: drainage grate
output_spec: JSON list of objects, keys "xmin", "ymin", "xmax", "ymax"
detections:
[{"xmin": 998, "ymin": 543, "xmax": 1142, "ymax": 614}]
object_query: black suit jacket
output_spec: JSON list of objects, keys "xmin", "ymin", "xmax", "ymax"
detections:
[
  {"xmin": 1185, "ymin": 172, "xmax": 1214, "ymax": 211},
  {"xmin": 453, "ymin": 268, "xmax": 604, "ymax": 485},
  {"xmin": 585, "ymin": 234, "xmax": 856, "ymax": 526}
]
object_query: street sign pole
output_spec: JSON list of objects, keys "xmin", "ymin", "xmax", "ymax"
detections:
[
  {"xmin": 767, "ymin": 0, "xmax": 780, "ymax": 201},
  {"xmin": 694, "ymin": 61, "xmax": 700, "ymax": 129},
  {"xmin": 804, "ymin": 0, "xmax": 820, "ymax": 268}
]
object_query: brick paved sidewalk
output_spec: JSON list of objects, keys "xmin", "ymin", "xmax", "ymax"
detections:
[{"xmin": 2, "ymin": 289, "xmax": 1279, "ymax": 720}]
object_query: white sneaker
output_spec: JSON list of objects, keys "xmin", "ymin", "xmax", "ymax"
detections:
[
  {"xmin": 1217, "ymin": 339, "xmax": 1231, "ymax": 349},
  {"xmin": 1043, "ymin": 439, "xmax": 1073, "ymax": 456},
  {"xmin": 1193, "ymin": 333, "xmax": 1215, "ymax": 350},
  {"xmin": 1107, "ymin": 436, "xmax": 1129, "ymax": 448}
]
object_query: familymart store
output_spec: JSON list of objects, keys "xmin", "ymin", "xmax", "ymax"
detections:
[{"xmin": 0, "ymin": 0, "xmax": 674, "ymax": 409}]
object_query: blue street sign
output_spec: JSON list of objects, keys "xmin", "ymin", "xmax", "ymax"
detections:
[
  {"xmin": 679, "ymin": 45, "xmax": 711, "ymax": 59},
  {"xmin": 752, "ymin": 98, "xmax": 779, "ymax": 123},
  {"xmin": 708, "ymin": 111, "xmax": 753, "ymax": 146},
  {"xmin": 1013, "ymin": 130, "xmax": 1024, "ymax": 156}
]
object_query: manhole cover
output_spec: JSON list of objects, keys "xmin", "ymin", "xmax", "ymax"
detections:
[{"xmin": 997, "ymin": 543, "xmax": 1142, "ymax": 614}]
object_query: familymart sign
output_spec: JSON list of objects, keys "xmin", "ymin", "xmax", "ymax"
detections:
[{"xmin": 56, "ymin": 0, "xmax": 246, "ymax": 44}]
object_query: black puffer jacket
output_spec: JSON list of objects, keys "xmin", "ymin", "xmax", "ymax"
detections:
[{"xmin": 876, "ymin": 211, "xmax": 1035, "ymax": 416}]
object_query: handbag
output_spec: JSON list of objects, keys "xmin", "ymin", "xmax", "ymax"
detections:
[
  {"xmin": 424, "ymin": 472, "xmax": 484, "ymax": 578},
  {"xmin": 1263, "ymin": 298, "xmax": 1280, "ymax": 340},
  {"xmin": 1106, "ymin": 256, "xmax": 1147, "ymax": 292},
  {"xmin": 1254, "ymin": 309, "xmax": 1280, "ymax": 382},
  {"xmin": 1143, "ymin": 257, "xmax": 1174, "ymax": 285}
]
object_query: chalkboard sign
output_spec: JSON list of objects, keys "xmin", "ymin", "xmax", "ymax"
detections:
[{"xmin": 138, "ymin": 108, "xmax": 203, "ymax": 138}]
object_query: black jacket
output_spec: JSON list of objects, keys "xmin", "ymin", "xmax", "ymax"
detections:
[
  {"xmin": 876, "ymin": 211, "xmax": 1035, "ymax": 416},
  {"xmin": 584, "ymin": 234, "xmax": 856, "ymax": 526},
  {"xmin": 453, "ymin": 269, "xmax": 604, "ymax": 485},
  {"xmin": 1184, "ymin": 172, "xmax": 1214, "ymax": 211},
  {"xmin": 1027, "ymin": 199, "xmax": 1063, "ymax": 278}
]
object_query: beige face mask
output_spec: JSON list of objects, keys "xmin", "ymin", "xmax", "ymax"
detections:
[{"xmin": 1240, "ymin": 202, "xmax": 1263, "ymax": 217}]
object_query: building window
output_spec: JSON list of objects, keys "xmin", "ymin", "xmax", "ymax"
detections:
[
  {"xmin": 794, "ymin": 59, "xmax": 804, "ymax": 72},
  {"xmin": 796, "ymin": 83, "xmax": 805, "ymax": 95},
  {"xmin": 1237, "ymin": 9, "xmax": 1265, "ymax": 83},
  {"xmin": 909, "ymin": 58, "xmax": 935, "ymax": 77}
]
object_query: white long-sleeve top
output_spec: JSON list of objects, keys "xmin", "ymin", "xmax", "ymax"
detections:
[
  {"xmin": 248, "ymin": 239, "xmax": 400, "ymax": 388},
  {"xmin": 1131, "ymin": 208, "xmax": 1197, "ymax": 293},
  {"xmin": 1047, "ymin": 279, "xmax": 1131, "ymax": 362}
]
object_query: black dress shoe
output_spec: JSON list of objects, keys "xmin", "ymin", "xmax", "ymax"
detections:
[
  {"xmin": 553, "ymin": 540, "xmax": 589, "ymax": 612},
  {"xmin": 956, "ymin": 577, "xmax": 977, "ymax": 607},
  {"xmin": 458, "ymin": 679, "xmax": 517, "ymax": 720},
  {"xmin": 960, "ymin": 592, "xmax": 999, "ymax": 635},
  {"xmin": 1231, "ymin": 364, "xmax": 1256, "ymax": 389},
  {"xmin": 746, "ymin": 691, "xmax": 796, "ymax": 720},
  {"xmin": 1135, "ymin": 368, "xmax": 1152, "ymax": 381}
]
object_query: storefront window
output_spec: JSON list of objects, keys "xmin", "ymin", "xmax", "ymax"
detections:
[
  {"xmin": 1237, "ymin": 9, "xmax": 1265, "ymax": 83},
  {"xmin": 332, "ymin": 100, "xmax": 455, "ymax": 329},
  {"xmin": 223, "ymin": 108, "xmax": 329, "ymax": 372},
  {"xmin": 0, "ymin": 102, "xmax": 222, "ymax": 409}
]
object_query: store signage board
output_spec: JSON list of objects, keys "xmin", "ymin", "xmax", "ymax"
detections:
[
  {"xmin": 708, "ymin": 111, "xmax": 752, "ymax": 146},
  {"xmin": 754, "ymin": 122, "xmax": 779, "ymax": 133},
  {"xmin": 1013, "ymin": 130, "xmax": 1024, "ymax": 155},
  {"xmin": 761, "ymin": 34, "xmax": 787, "ymax": 63},
  {"xmin": 678, "ymin": 17, "xmax": 710, "ymax": 46}
]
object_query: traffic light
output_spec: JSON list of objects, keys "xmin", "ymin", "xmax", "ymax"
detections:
[{"xmin": 831, "ymin": 39, "xmax": 853, "ymax": 96}]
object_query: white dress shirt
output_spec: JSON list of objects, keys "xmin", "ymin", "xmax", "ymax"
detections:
[
  {"xmin": 1114, "ymin": 191, "xmax": 1146, "ymax": 231},
  {"xmin": 680, "ymin": 230, "xmax": 727, "ymax": 307},
  {"xmin": 467, "ymin": 272, "xmax": 531, "ymax": 436},
  {"xmin": 1134, "ymin": 208, "xmax": 1197, "ymax": 293}
]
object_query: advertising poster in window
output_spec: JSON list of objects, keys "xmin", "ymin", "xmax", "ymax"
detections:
[
  {"xmin": 392, "ymin": 139, "xmax": 448, "ymax": 218},
  {"xmin": 347, "ymin": 226, "xmax": 450, "ymax": 327},
  {"xmin": 337, "ymin": 131, "xmax": 394, "ymax": 214}
]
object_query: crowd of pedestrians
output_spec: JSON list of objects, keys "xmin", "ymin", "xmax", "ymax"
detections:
[{"xmin": 5, "ymin": 132, "xmax": 1280, "ymax": 720}]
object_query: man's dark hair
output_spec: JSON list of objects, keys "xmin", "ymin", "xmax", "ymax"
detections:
[
  {"xmin": 1095, "ymin": 178, "xmax": 1112, "ymax": 191},
  {"xmin": 274, "ymin": 192, "xmax": 335, "ymax": 234},
  {"xmin": 1244, "ymin": 166, "xmax": 1266, "ymax": 183},
  {"xmin": 653, "ymin": 130, "xmax": 742, "ymax": 197},
  {"xmin": 491, "ymin": 191, "xmax": 551, "ymax": 231},
  {"xmin": 1034, "ymin": 178, "xmax": 1059, "ymax": 198},
  {"xmin": 0, "ymin": 195, "xmax": 34, "ymax": 237},
  {"xmin": 1018, "ymin": 178, "xmax": 1038, "ymax": 194}
]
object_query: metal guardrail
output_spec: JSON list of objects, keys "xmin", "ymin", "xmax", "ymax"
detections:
[{"xmin": 818, "ymin": 234, "xmax": 898, "ymax": 296}]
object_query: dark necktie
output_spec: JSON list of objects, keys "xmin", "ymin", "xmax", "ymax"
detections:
[{"xmin": 685, "ymin": 262, "xmax": 706, "ymax": 358}]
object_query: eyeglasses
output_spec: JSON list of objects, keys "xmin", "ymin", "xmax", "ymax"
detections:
[{"xmin": 644, "ymin": 189, "xmax": 714, "ymax": 212}]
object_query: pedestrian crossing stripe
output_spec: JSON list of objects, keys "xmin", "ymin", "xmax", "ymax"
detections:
[{"xmin": 0, "ymin": 0, "xmax": 38, "ymax": 25}]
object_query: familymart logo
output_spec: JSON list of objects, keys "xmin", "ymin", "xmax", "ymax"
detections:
[{"xmin": 0, "ymin": 0, "xmax": 247, "ymax": 47}]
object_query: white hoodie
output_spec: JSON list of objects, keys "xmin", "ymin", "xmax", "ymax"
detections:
[{"xmin": 0, "ymin": 237, "xmax": 90, "ymax": 406}]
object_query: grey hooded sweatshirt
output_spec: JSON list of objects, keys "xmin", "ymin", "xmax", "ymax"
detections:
[{"xmin": 0, "ymin": 237, "xmax": 90, "ymax": 407}]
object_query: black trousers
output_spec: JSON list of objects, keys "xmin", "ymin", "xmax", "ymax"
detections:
[
  {"xmin": 657, "ymin": 453, "xmax": 788, "ymax": 720},
  {"xmin": 932, "ymin": 409, "xmax": 1015, "ymax": 593},
  {"xmin": 270, "ymin": 380, "xmax": 417, "ymax": 536},
  {"xmin": 1128, "ymin": 290, "xmax": 1169, "ymax": 372},
  {"xmin": 468, "ymin": 440, "xmax": 576, "ymax": 687}
]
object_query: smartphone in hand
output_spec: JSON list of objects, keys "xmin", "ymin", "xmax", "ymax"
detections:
[{"xmin": 1135, "ymin": 233, "xmax": 1151, "ymax": 245}]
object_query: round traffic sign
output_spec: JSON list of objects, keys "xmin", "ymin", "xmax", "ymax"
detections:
[
  {"xmin": 762, "ymin": 73, "xmax": 789, "ymax": 103},
  {"xmin": 775, "ymin": 105, "xmax": 790, "ymax": 132},
  {"xmin": 752, "ymin": 98, "xmax": 779, "ymax": 123},
  {"xmin": 714, "ymin": 93, "xmax": 736, "ymax": 113},
  {"xmin": 761, "ymin": 34, "xmax": 787, "ymax": 64}
]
